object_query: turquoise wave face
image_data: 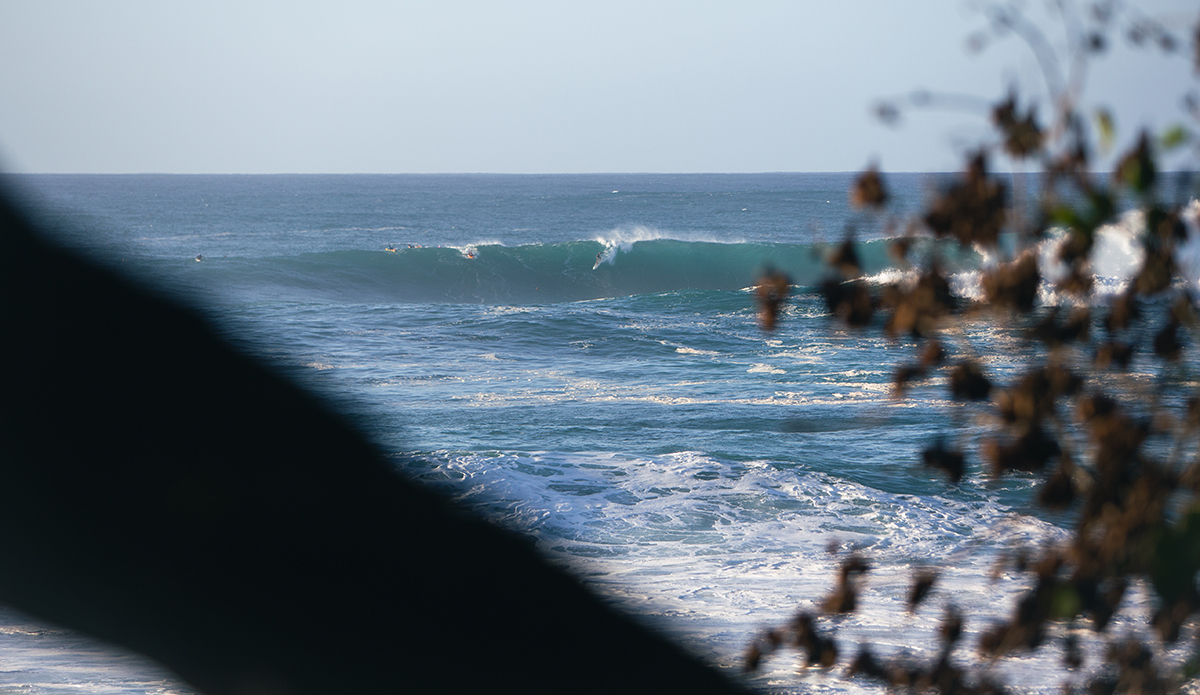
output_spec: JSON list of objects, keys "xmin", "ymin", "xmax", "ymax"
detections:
[{"xmin": 148, "ymin": 237, "xmax": 976, "ymax": 305}]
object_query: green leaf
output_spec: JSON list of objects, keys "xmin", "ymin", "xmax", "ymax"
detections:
[
  {"xmin": 1160, "ymin": 125, "xmax": 1191, "ymax": 152},
  {"xmin": 1050, "ymin": 584, "xmax": 1082, "ymax": 620},
  {"xmin": 1049, "ymin": 204, "xmax": 1082, "ymax": 228},
  {"xmin": 1096, "ymin": 109, "xmax": 1116, "ymax": 153}
]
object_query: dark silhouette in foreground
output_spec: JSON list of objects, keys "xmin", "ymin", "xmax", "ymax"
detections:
[{"xmin": 0, "ymin": 186, "xmax": 745, "ymax": 695}]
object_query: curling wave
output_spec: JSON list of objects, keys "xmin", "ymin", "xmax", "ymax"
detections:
[
  {"xmin": 156, "ymin": 201, "xmax": 1200, "ymax": 306},
  {"xmin": 168, "ymin": 237, "xmax": 969, "ymax": 305}
]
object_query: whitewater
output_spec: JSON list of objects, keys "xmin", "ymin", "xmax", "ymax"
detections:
[{"xmin": 5, "ymin": 172, "xmax": 1200, "ymax": 694}]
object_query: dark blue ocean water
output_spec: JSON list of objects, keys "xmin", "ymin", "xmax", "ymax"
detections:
[{"xmin": 6, "ymin": 173, "xmax": 1199, "ymax": 694}]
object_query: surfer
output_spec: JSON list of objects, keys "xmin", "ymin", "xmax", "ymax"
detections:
[
  {"xmin": 385, "ymin": 245, "xmax": 397, "ymax": 252},
  {"xmin": 195, "ymin": 254, "xmax": 204, "ymax": 262},
  {"xmin": 593, "ymin": 251, "xmax": 604, "ymax": 270}
]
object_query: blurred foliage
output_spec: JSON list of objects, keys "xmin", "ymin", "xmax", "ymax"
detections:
[{"xmin": 749, "ymin": 1, "xmax": 1200, "ymax": 692}]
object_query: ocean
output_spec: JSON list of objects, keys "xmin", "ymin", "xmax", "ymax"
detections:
[{"xmin": 4, "ymin": 172, "xmax": 1199, "ymax": 694}]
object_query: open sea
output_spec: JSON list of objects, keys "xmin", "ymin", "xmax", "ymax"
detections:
[{"xmin": 4, "ymin": 172, "xmax": 1200, "ymax": 694}]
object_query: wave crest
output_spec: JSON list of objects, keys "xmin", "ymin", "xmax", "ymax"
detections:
[{"xmin": 161, "ymin": 204, "xmax": 1200, "ymax": 306}]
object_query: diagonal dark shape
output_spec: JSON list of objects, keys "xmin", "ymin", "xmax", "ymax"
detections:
[{"xmin": 0, "ymin": 184, "xmax": 744, "ymax": 695}]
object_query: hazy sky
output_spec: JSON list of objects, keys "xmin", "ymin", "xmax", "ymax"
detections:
[{"xmin": 0, "ymin": 1, "xmax": 1194, "ymax": 174}]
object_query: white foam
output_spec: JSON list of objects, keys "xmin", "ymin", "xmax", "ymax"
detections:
[
  {"xmin": 1091, "ymin": 212, "xmax": 1146, "ymax": 281},
  {"xmin": 946, "ymin": 269, "xmax": 984, "ymax": 302},
  {"xmin": 947, "ymin": 203, "xmax": 1200, "ymax": 307},
  {"xmin": 399, "ymin": 448, "xmax": 1192, "ymax": 690},
  {"xmin": 861, "ymin": 267, "xmax": 920, "ymax": 287},
  {"xmin": 1174, "ymin": 199, "xmax": 1200, "ymax": 291},
  {"xmin": 592, "ymin": 225, "xmax": 746, "ymax": 268},
  {"xmin": 485, "ymin": 305, "xmax": 540, "ymax": 316}
]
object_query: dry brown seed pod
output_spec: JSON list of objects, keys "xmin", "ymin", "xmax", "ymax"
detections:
[
  {"xmin": 923, "ymin": 153, "xmax": 1007, "ymax": 247},
  {"xmin": 742, "ymin": 642, "xmax": 763, "ymax": 672},
  {"xmin": 981, "ymin": 253, "xmax": 1040, "ymax": 312},
  {"xmin": 997, "ymin": 365, "xmax": 1081, "ymax": 425},
  {"xmin": 1057, "ymin": 265, "xmax": 1096, "ymax": 296},
  {"xmin": 828, "ymin": 238, "xmax": 862, "ymax": 279},
  {"xmin": 1186, "ymin": 397, "xmax": 1200, "ymax": 429},
  {"xmin": 907, "ymin": 569, "xmax": 938, "ymax": 611},
  {"xmin": 1135, "ymin": 248, "xmax": 1174, "ymax": 295},
  {"xmin": 939, "ymin": 605, "xmax": 964, "ymax": 646},
  {"xmin": 755, "ymin": 269, "xmax": 791, "ymax": 331},
  {"xmin": 992, "ymin": 93, "xmax": 1044, "ymax": 158},
  {"xmin": 1038, "ymin": 466, "xmax": 1076, "ymax": 509},
  {"xmin": 1154, "ymin": 319, "xmax": 1183, "ymax": 360},
  {"xmin": 888, "ymin": 236, "xmax": 914, "ymax": 265},
  {"xmin": 1104, "ymin": 290, "xmax": 1140, "ymax": 332},
  {"xmin": 884, "ymin": 268, "xmax": 954, "ymax": 338},
  {"xmin": 892, "ymin": 364, "xmax": 926, "ymax": 398},
  {"xmin": 822, "ymin": 555, "xmax": 870, "ymax": 614},
  {"xmin": 791, "ymin": 611, "xmax": 840, "ymax": 668},
  {"xmin": 1063, "ymin": 634, "xmax": 1083, "ymax": 668},
  {"xmin": 919, "ymin": 339, "xmax": 945, "ymax": 367},
  {"xmin": 846, "ymin": 645, "xmax": 888, "ymax": 681},
  {"xmin": 1094, "ymin": 340, "xmax": 1134, "ymax": 369},
  {"xmin": 922, "ymin": 440, "xmax": 966, "ymax": 483},
  {"xmin": 850, "ymin": 166, "xmax": 888, "ymax": 209},
  {"xmin": 822, "ymin": 278, "xmax": 874, "ymax": 327},
  {"xmin": 1170, "ymin": 292, "xmax": 1198, "ymax": 326},
  {"xmin": 984, "ymin": 425, "xmax": 1061, "ymax": 474},
  {"xmin": 949, "ymin": 361, "xmax": 991, "ymax": 401}
]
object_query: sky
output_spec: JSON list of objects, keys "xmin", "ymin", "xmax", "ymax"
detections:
[{"xmin": 0, "ymin": 1, "xmax": 1195, "ymax": 174}]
